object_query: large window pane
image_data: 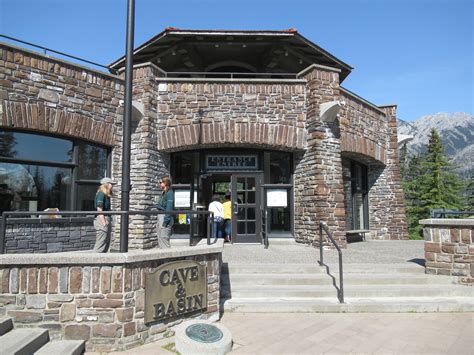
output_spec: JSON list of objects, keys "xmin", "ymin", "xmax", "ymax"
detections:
[
  {"xmin": 76, "ymin": 184, "xmax": 98, "ymax": 211},
  {"xmin": 0, "ymin": 131, "xmax": 72, "ymax": 162},
  {"xmin": 270, "ymin": 152, "xmax": 291, "ymax": 183},
  {"xmin": 77, "ymin": 142, "xmax": 108, "ymax": 180},
  {"xmin": 0, "ymin": 162, "xmax": 71, "ymax": 212}
]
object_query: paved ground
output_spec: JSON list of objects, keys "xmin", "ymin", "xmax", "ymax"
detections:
[
  {"xmin": 97, "ymin": 312, "xmax": 473, "ymax": 355},
  {"xmin": 222, "ymin": 239, "xmax": 426, "ymax": 265},
  {"xmin": 86, "ymin": 240, "xmax": 473, "ymax": 354}
]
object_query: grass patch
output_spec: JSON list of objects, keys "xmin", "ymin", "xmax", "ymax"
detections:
[{"xmin": 162, "ymin": 342, "xmax": 180, "ymax": 354}]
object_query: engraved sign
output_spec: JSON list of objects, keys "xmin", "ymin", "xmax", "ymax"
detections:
[
  {"xmin": 206, "ymin": 155, "xmax": 258, "ymax": 171},
  {"xmin": 145, "ymin": 260, "xmax": 207, "ymax": 323}
]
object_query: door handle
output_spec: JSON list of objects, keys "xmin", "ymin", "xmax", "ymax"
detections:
[{"xmin": 233, "ymin": 202, "xmax": 238, "ymax": 215}]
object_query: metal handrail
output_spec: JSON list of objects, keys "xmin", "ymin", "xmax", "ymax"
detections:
[
  {"xmin": 0, "ymin": 209, "xmax": 214, "ymax": 254},
  {"xmin": 164, "ymin": 71, "xmax": 298, "ymax": 79},
  {"xmin": 0, "ymin": 34, "xmax": 117, "ymax": 74},
  {"xmin": 319, "ymin": 222, "xmax": 344, "ymax": 303}
]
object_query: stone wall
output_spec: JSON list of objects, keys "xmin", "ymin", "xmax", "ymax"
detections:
[
  {"xmin": 0, "ymin": 242, "xmax": 223, "ymax": 352},
  {"xmin": 154, "ymin": 76, "xmax": 307, "ymax": 151},
  {"xmin": 421, "ymin": 219, "xmax": 473, "ymax": 284},
  {"xmin": 368, "ymin": 106, "xmax": 408, "ymax": 240},
  {"xmin": 0, "ymin": 43, "xmax": 123, "ymax": 147},
  {"xmin": 3, "ymin": 218, "xmax": 95, "ymax": 253}
]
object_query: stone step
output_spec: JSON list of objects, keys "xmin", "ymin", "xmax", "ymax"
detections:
[
  {"xmin": 0, "ymin": 317, "xmax": 13, "ymax": 336},
  {"xmin": 222, "ymin": 297, "xmax": 474, "ymax": 313},
  {"xmin": 223, "ymin": 263, "xmax": 327, "ymax": 274},
  {"xmin": 223, "ymin": 284, "xmax": 473, "ymax": 298},
  {"xmin": 223, "ymin": 263, "xmax": 425, "ymax": 275},
  {"xmin": 223, "ymin": 273, "xmax": 455, "ymax": 286},
  {"xmin": 35, "ymin": 340, "xmax": 85, "ymax": 355},
  {"xmin": 1, "ymin": 328, "xmax": 49, "ymax": 355}
]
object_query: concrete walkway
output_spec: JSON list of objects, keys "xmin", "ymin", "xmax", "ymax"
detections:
[{"xmin": 96, "ymin": 312, "xmax": 473, "ymax": 354}]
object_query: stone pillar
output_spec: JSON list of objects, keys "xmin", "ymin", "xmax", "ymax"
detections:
[
  {"xmin": 294, "ymin": 66, "xmax": 346, "ymax": 247},
  {"xmin": 112, "ymin": 65, "xmax": 170, "ymax": 250},
  {"xmin": 421, "ymin": 218, "xmax": 473, "ymax": 284},
  {"xmin": 369, "ymin": 105, "xmax": 408, "ymax": 240}
]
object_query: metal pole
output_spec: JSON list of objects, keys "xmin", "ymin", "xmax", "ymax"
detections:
[
  {"xmin": 0, "ymin": 213, "xmax": 6, "ymax": 254},
  {"xmin": 119, "ymin": 0, "xmax": 135, "ymax": 253}
]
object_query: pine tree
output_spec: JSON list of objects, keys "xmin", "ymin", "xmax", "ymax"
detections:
[
  {"xmin": 402, "ymin": 128, "xmax": 465, "ymax": 239},
  {"xmin": 418, "ymin": 128, "xmax": 464, "ymax": 215},
  {"xmin": 403, "ymin": 154, "xmax": 425, "ymax": 239}
]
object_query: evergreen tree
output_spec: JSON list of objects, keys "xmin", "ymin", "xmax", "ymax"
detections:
[
  {"xmin": 402, "ymin": 128, "xmax": 465, "ymax": 239},
  {"xmin": 465, "ymin": 174, "xmax": 474, "ymax": 209},
  {"xmin": 403, "ymin": 154, "xmax": 425, "ymax": 239},
  {"xmin": 418, "ymin": 129, "xmax": 464, "ymax": 214}
]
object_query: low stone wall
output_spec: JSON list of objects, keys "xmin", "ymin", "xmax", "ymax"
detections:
[
  {"xmin": 0, "ymin": 241, "xmax": 223, "ymax": 352},
  {"xmin": 2, "ymin": 218, "xmax": 96, "ymax": 253},
  {"xmin": 420, "ymin": 219, "xmax": 473, "ymax": 284}
]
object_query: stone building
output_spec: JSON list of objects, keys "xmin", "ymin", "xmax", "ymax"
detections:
[{"xmin": 0, "ymin": 28, "xmax": 408, "ymax": 249}]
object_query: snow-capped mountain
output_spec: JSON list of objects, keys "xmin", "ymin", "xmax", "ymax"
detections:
[{"xmin": 398, "ymin": 112, "xmax": 474, "ymax": 176}]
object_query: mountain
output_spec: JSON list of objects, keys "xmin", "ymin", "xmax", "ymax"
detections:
[{"xmin": 398, "ymin": 112, "xmax": 474, "ymax": 177}]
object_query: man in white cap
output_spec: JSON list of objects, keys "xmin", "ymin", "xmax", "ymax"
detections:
[{"xmin": 93, "ymin": 177, "xmax": 116, "ymax": 252}]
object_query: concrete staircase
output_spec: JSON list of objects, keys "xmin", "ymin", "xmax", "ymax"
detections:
[
  {"xmin": 0, "ymin": 317, "xmax": 85, "ymax": 355},
  {"xmin": 221, "ymin": 262, "xmax": 474, "ymax": 313}
]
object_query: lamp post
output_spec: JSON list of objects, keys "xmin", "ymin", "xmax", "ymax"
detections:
[{"xmin": 119, "ymin": 0, "xmax": 135, "ymax": 252}]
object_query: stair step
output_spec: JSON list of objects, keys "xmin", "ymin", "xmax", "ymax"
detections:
[
  {"xmin": 0, "ymin": 317, "xmax": 13, "ymax": 336},
  {"xmin": 1, "ymin": 328, "xmax": 49, "ymax": 355},
  {"xmin": 223, "ymin": 273, "xmax": 456, "ymax": 286},
  {"xmin": 223, "ymin": 297, "xmax": 474, "ymax": 313},
  {"xmin": 223, "ymin": 284, "xmax": 473, "ymax": 298},
  {"xmin": 35, "ymin": 340, "xmax": 85, "ymax": 355},
  {"xmin": 223, "ymin": 263, "xmax": 325, "ymax": 274}
]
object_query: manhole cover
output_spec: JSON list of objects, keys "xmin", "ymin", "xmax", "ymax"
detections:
[{"xmin": 185, "ymin": 323, "xmax": 224, "ymax": 343}]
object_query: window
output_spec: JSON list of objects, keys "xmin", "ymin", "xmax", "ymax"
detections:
[
  {"xmin": 351, "ymin": 162, "xmax": 368, "ymax": 230},
  {"xmin": 0, "ymin": 130, "xmax": 110, "ymax": 213}
]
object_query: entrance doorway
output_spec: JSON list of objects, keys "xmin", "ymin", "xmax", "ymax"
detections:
[
  {"xmin": 202, "ymin": 173, "xmax": 262, "ymax": 243},
  {"xmin": 231, "ymin": 174, "xmax": 262, "ymax": 243}
]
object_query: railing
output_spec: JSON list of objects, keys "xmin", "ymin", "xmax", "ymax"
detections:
[
  {"xmin": 319, "ymin": 222, "xmax": 344, "ymax": 303},
  {"xmin": 430, "ymin": 208, "xmax": 474, "ymax": 218},
  {"xmin": 163, "ymin": 71, "xmax": 298, "ymax": 79},
  {"xmin": 0, "ymin": 34, "xmax": 117, "ymax": 74},
  {"xmin": 261, "ymin": 208, "xmax": 269, "ymax": 249},
  {"xmin": 0, "ymin": 209, "xmax": 214, "ymax": 254}
]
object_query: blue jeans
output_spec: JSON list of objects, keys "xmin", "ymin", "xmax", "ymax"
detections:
[
  {"xmin": 224, "ymin": 219, "xmax": 232, "ymax": 238},
  {"xmin": 213, "ymin": 217, "xmax": 224, "ymax": 239}
]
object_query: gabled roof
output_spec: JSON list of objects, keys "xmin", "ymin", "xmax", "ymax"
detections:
[{"xmin": 109, "ymin": 28, "xmax": 353, "ymax": 81}]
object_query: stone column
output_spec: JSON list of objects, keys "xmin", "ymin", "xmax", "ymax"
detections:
[
  {"xmin": 112, "ymin": 65, "xmax": 170, "ymax": 250},
  {"xmin": 369, "ymin": 105, "xmax": 408, "ymax": 240},
  {"xmin": 294, "ymin": 65, "xmax": 346, "ymax": 247}
]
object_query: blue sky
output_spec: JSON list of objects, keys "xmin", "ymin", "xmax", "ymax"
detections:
[{"xmin": 1, "ymin": 0, "xmax": 472, "ymax": 121}]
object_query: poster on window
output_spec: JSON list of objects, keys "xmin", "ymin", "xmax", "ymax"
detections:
[
  {"xmin": 266, "ymin": 189, "xmax": 287, "ymax": 207},
  {"xmin": 174, "ymin": 190, "xmax": 191, "ymax": 208}
]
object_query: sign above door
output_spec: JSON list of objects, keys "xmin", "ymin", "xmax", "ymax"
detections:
[{"xmin": 206, "ymin": 154, "xmax": 258, "ymax": 171}]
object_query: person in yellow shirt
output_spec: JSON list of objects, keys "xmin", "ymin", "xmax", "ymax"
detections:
[{"xmin": 223, "ymin": 191, "xmax": 232, "ymax": 242}]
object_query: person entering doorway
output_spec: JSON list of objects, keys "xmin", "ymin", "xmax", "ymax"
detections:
[
  {"xmin": 208, "ymin": 194, "xmax": 224, "ymax": 241},
  {"xmin": 223, "ymin": 191, "xmax": 232, "ymax": 242}
]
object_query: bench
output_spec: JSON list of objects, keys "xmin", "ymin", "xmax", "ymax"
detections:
[{"xmin": 346, "ymin": 229, "xmax": 370, "ymax": 241}]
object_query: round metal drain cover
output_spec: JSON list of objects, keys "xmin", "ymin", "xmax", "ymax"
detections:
[{"xmin": 185, "ymin": 323, "xmax": 223, "ymax": 343}]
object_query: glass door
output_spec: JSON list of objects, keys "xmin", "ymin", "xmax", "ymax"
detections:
[{"xmin": 231, "ymin": 174, "xmax": 262, "ymax": 243}]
